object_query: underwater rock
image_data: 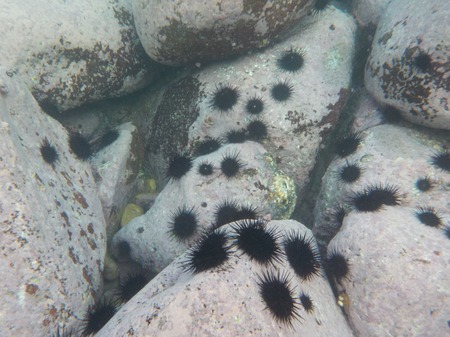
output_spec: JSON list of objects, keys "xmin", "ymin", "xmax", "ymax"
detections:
[
  {"xmin": 121, "ymin": 203, "xmax": 144, "ymax": 227},
  {"xmin": 90, "ymin": 122, "xmax": 143, "ymax": 237},
  {"xmin": 111, "ymin": 142, "xmax": 297, "ymax": 272},
  {"xmin": 0, "ymin": 0, "xmax": 163, "ymax": 112},
  {"xmin": 328, "ymin": 208, "xmax": 450, "ymax": 336},
  {"xmin": 352, "ymin": 0, "xmax": 392, "ymax": 27},
  {"xmin": 365, "ymin": 0, "xmax": 450, "ymax": 130},
  {"xmin": 0, "ymin": 70, "xmax": 106, "ymax": 335},
  {"xmin": 146, "ymin": 5, "xmax": 356, "ymax": 197},
  {"xmin": 313, "ymin": 123, "xmax": 450, "ymax": 252},
  {"xmin": 98, "ymin": 220, "xmax": 355, "ymax": 337},
  {"xmin": 132, "ymin": 0, "xmax": 316, "ymax": 66}
]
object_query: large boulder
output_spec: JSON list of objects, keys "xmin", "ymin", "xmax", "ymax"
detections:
[
  {"xmin": 0, "ymin": 0, "xmax": 163, "ymax": 112},
  {"xmin": 0, "ymin": 71, "xmax": 107, "ymax": 335},
  {"xmin": 364, "ymin": 0, "xmax": 450, "ymax": 129},
  {"xmin": 132, "ymin": 0, "xmax": 316, "ymax": 65}
]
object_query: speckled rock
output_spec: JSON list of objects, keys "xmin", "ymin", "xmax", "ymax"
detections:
[
  {"xmin": 364, "ymin": 0, "xmax": 450, "ymax": 129},
  {"xmin": 328, "ymin": 207, "xmax": 449, "ymax": 336},
  {"xmin": 90, "ymin": 122, "xmax": 143, "ymax": 237},
  {"xmin": 112, "ymin": 142, "xmax": 297, "ymax": 272},
  {"xmin": 352, "ymin": 0, "xmax": 392, "ymax": 26},
  {"xmin": 99, "ymin": 220, "xmax": 355, "ymax": 337},
  {"xmin": 0, "ymin": 0, "xmax": 163, "ymax": 112},
  {"xmin": 313, "ymin": 123, "xmax": 450, "ymax": 253},
  {"xmin": 146, "ymin": 6, "xmax": 356, "ymax": 195},
  {"xmin": 132, "ymin": 0, "xmax": 316, "ymax": 65},
  {"xmin": 0, "ymin": 70, "xmax": 106, "ymax": 335}
]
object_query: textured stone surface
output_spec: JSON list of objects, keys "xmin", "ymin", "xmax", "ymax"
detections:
[
  {"xmin": 313, "ymin": 123, "xmax": 450, "ymax": 252},
  {"xmin": 0, "ymin": 70, "xmax": 106, "ymax": 335},
  {"xmin": 112, "ymin": 142, "xmax": 297, "ymax": 272},
  {"xmin": 352, "ymin": 0, "xmax": 392, "ymax": 26},
  {"xmin": 132, "ymin": 0, "xmax": 316, "ymax": 65},
  {"xmin": 90, "ymin": 122, "xmax": 143, "ymax": 238},
  {"xmin": 328, "ymin": 208, "xmax": 450, "ymax": 336},
  {"xmin": 99, "ymin": 220, "xmax": 355, "ymax": 337},
  {"xmin": 0, "ymin": 0, "xmax": 162, "ymax": 112},
  {"xmin": 364, "ymin": 0, "xmax": 450, "ymax": 129}
]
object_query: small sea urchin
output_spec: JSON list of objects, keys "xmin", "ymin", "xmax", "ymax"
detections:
[
  {"xmin": 195, "ymin": 137, "xmax": 222, "ymax": 156},
  {"xmin": 168, "ymin": 205, "xmax": 199, "ymax": 242},
  {"xmin": 326, "ymin": 250, "xmax": 350, "ymax": 284},
  {"xmin": 283, "ymin": 232, "xmax": 321, "ymax": 281},
  {"xmin": 335, "ymin": 132, "xmax": 362, "ymax": 158},
  {"xmin": 80, "ymin": 299, "xmax": 117, "ymax": 337},
  {"xmin": 270, "ymin": 79, "xmax": 294, "ymax": 102},
  {"xmin": 415, "ymin": 176, "xmax": 433, "ymax": 192},
  {"xmin": 231, "ymin": 219, "xmax": 282, "ymax": 265},
  {"xmin": 350, "ymin": 183, "xmax": 401, "ymax": 212},
  {"xmin": 246, "ymin": 96, "xmax": 264, "ymax": 115},
  {"xmin": 69, "ymin": 131, "xmax": 92, "ymax": 160},
  {"xmin": 182, "ymin": 228, "xmax": 231, "ymax": 273},
  {"xmin": 246, "ymin": 119, "xmax": 268, "ymax": 141},
  {"xmin": 299, "ymin": 292, "xmax": 314, "ymax": 313},
  {"xmin": 39, "ymin": 137, "xmax": 59, "ymax": 165},
  {"xmin": 413, "ymin": 51, "xmax": 432, "ymax": 73},
  {"xmin": 166, "ymin": 153, "xmax": 193, "ymax": 180},
  {"xmin": 277, "ymin": 47, "xmax": 305, "ymax": 73},
  {"xmin": 431, "ymin": 150, "xmax": 450, "ymax": 172},
  {"xmin": 415, "ymin": 206, "xmax": 443, "ymax": 228},
  {"xmin": 257, "ymin": 270, "xmax": 301, "ymax": 327},
  {"xmin": 338, "ymin": 162, "xmax": 362, "ymax": 183},
  {"xmin": 118, "ymin": 270, "xmax": 151, "ymax": 303},
  {"xmin": 198, "ymin": 161, "xmax": 214, "ymax": 176},
  {"xmin": 224, "ymin": 128, "xmax": 248, "ymax": 144},
  {"xmin": 220, "ymin": 151, "xmax": 244, "ymax": 178},
  {"xmin": 210, "ymin": 83, "xmax": 240, "ymax": 112}
]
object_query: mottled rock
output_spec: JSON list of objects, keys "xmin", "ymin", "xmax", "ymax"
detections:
[
  {"xmin": 0, "ymin": 70, "xmax": 106, "ymax": 335},
  {"xmin": 328, "ymin": 208, "xmax": 449, "ymax": 336},
  {"xmin": 313, "ymin": 123, "xmax": 450, "ymax": 253},
  {"xmin": 352, "ymin": 0, "xmax": 392, "ymax": 26},
  {"xmin": 147, "ymin": 6, "xmax": 356, "ymax": 196},
  {"xmin": 112, "ymin": 142, "xmax": 297, "ymax": 272},
  {"xmin": 90, "ymin": 122, "xmax": 143, "ymax": 236},
  {"xmin": 99, "ymin": 220, "xmax": 355, "ymax": 337},
  {"xmin": 121, "ymin": 203, "xmax": 144, "ymax": 227},
  {"xmin": 0, "ymin": 0, "xmax": 163, "ymax": 112},
  {"xmin": 365, "ymin": 0, "xmax": 450, "ymax": 129},
  {"xmin": 132, "ymin": 0, "xmax": 316, "ymax": 65}
]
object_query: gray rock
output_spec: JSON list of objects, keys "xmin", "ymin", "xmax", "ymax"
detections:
[
  {"xmin": 313, "ymin": 123, "xmax": 450, "ymax": 252},
  {"xmin": 352, "ymin": 0, "xmax": 392, "ymax": 26},
  {"xmin": 0, "ymin": 0, "xmax": 163, "ymax": 112},
  {"xmin": 99, "ymin": 220, "xmax": 355, "ymax": 337},
  {"xmin": 147, "ymin": 6, "xmax": 356, "ymax": 195},
  {"xmin": 0, "ymin": 70, "xmax": 106, "ymax": 335},
  {"xmin": 328, "ymin": 207, "xmax": 449, "ymax": 336},
  {"xmin": 132, "ymin": 0, "xmax": 316, "ymax": 65},
  {"xmin": 365, "ymin": 0, "xmax": 450, "ymax": 129},
  {"xmin": 90, "ymin": 122, "xmax": 144, "ymax": 238},
  {"xmin": 112, "ymin": 142, "xmax": 297, "ymax": 272}
]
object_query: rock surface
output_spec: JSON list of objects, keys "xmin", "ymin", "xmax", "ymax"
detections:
[
  {"xmin": 328, "ymin": 208, "xmax": 449, "ymax": 336},
  {"xmin": 0, "ymin": 70, "xmax": 106, "ymax": 335},
  {"xmin": 313, "ymin": 123, "xmax": 450, "ymax": 252},
  {"xmin": 132, "ymin": 0, "xmax": 316, "ymax": 65},
  {"xmin": 112, "ymin": 142, "xmax": 297, "ymax": 272},
  {"xmin": 0, "ymin": 0, "xmax": 162, "ymax": 112},
  {"xmin": 100, "ymin": 220, "xmax": 355, "ymax": 337},
  {"xmin": 364, "ymin": 0, "xmax": 450, "ymax": 129},
  {"xmin": 352, "ymin": 0, "xmax": 392, "ymax": 26}
]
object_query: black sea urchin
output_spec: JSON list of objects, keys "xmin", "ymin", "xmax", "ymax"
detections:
[
  {"xmin": 338, "ymin": 162, "xmax": 362, "ymax": 183},
  {"xmin": 231, "ymin": 219, "xmax": 282, "ymax": 265},
  {"xmin": 182, "ymin": 228, "xmax": 231, "ymax": 273},
  {"xmin": 40, "ymin": 137, "xmax": 59, "ymax": 165},
  {"xmin": 312, "ymin": 0, "xmax": 330, "ymax": 15},
  {"xmin": 69, "ymin": 131, "xmax": 92, "ymax": 160},
  {"xmin": 350, "ymin": 183, "xmax": 401, "ymax": 212},
  {"xmin": 415, "ymin": 176, "xmax": 433, "ymax": 192},
  {"xmin": 271, "ymin": 79, "xmax": 294, "ymax": 102},
  {"xmin": 277, "ymin": 47, "xmax": 305, "ymax": 73},
  {"xmin": 168, "ymin": 205, "xmax": 199, "ymax": 242},
  {"xmin": 257, "ymin": 270, "xmax": 301, "ymax": 327},
  {"xmin": 246, "ymin": 119, "xmax": 268, "ymax": 141},
  {"xmin": 283, "ymin": 232, "xmax": 321, "ymax": 281},
  {"xmin": 299, "ymin": 292, "xmax": 314, "ymax": 313},
  {"xmin": 210, "ymin": 83, "xmax": 239, "ymax": 112},
  {"xmin": 413, "ymin": 51, "xmax": 432, "ymax": 73},
  {"xmin": 118, "ymin": 270, "xmax": 151, "ymax": 303},
  {"xmin": 335, "ymin": 132, "xmax": 362, "ymax": 158},
  {"xmin": 195, "ymin": 137, "xmax": 222, "ymax": 156},
  {"xmin": 415, "ymin": 206, "xmax": 443, "ymax": 228},
  {"xmin": 166, "ymin": 153, "xmax": 193, "ymax": 180},
  {"xmin": 431, "ymin": 150, "xmax": 450, "ymax": 172},
  {"xmin": 198, "ymin": 161, "xmax": 214, "ymax": 176},
  {"xmin": 214, "ymin": 199, "xmax": 240, "ymax": 228},
  {"xmin": 326, "ymin": 250, "xmax": 350, "ymax": 284},
  {"xmin": 246, "ymin": 96, "xmax": 264, "ymax": 115},
  {"xmin": 224, "ymin": 128, "xmax": 247, "ymax": 144},
  {"xmin": 220, "ymin": 151, "xmax": 244, "ymax": 178},
  {"xmin": 80, "ymin": 299, "xmax": 117, "ymax": 337}
]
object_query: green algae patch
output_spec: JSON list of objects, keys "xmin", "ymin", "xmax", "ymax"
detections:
[{"xmin": 264, "ymin": 154, "xmax": 297, "ymax": 219}]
